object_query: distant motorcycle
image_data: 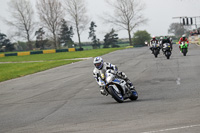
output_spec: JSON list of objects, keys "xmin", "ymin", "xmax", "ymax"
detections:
[
  {"xmin": 100, "ymin": 70, "xmax": 138, "ymax": 103},
  {"xmin": 180, "ymin": 42, "xmax": 188, "ymax": 56},
  {"xmin": 163, "ymin": 43, "xmax": 172, "ymax": 59},
  {"xmin": 151, "ymin": 43, "xmax": 160, "ymax": 58}
]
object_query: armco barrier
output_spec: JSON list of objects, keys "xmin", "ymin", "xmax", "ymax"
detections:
[
  {"xmin": 17, "ymin": 52, "xmax": 30, "ymax": 56},
  {"xmin": 43, "ymin": 49, "xmax": 56, "ymax": 54}
]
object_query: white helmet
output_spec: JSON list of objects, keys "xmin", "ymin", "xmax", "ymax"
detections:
[
  {"xmin": 160, "ymin": 37, "xmax": 163, "ymax": 40},
  {"xmin": 182, "ymin": 34, "xmax": 186, "ymax": 38},
  {"xmin": 93, "ymin": 57, "xmax": 104, "ymax": 70}
]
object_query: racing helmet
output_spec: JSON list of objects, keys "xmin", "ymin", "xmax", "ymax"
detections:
[
  {"xmin": 93, "ymin": 57, "xmax": 104, "ymax": 70},
  {"xmin": 182, "ymin": 34, "xmax": 186, "ymax": 39},
  {"xmin": 152, "ymin": 36, "xmax": 156, "ymax": 39}
]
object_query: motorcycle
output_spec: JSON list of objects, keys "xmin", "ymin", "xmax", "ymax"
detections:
[
  {"xmin": 100, "ymin": 70, "xmax": 138, "ymax": 103},
  {"xmin": 163, "ymin": 43, "xmax": 172, "ymax": 59},
  {"xmin": 180, "ymin": 42, "xmax": 188, "ymax": 56},
  {"xmin": 151, "ymin": 43, "xmax": 160, "ymax": 58}
]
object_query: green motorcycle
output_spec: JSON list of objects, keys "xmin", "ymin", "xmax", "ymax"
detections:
[{"xmin": 180, "ymin": 42, "xmax": 188, "ymax": 56}]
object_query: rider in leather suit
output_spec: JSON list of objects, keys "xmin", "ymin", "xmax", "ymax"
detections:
[
  {"xmin": 179, "ymin": 34, "xmax": 189, "ymax": 52},
  {"xmin": 93, "ymin": 57, "xmax": 134, "ymax": 95},
  {"xmin": 150, "ymin": 36, "xmax": 159, "ymax": 54}
]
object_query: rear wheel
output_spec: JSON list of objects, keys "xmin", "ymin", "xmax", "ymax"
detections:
[{"xmin": 108, "ymin": 86, "xmax": 124, "ymax": 103}]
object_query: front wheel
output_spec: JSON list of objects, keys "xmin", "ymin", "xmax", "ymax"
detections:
[
  {"xmin": 129, "ymin": 89, "xmax": 138, "ymax": 101},
  {"xmin": 167, "ymin": 56, "xmax": 170, "ymax": 59},
  {"xmin": 165, "ymin": 51, "xmax": 171, "ymax": 59},
  {"xmin": 154, "ymin": 49, "xmax": 159, "ymax": 58},
  {"xmin": 108, "ymin": 86, "xmax": 124, "ymax": 103},
  {"xmin": 182, "ymin": 48, "xmax": 187, "ymax": 56}
]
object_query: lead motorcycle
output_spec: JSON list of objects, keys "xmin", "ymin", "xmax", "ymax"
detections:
[
  {"xmin": 163, "ymin": 43, "xmax": 172, "ymax": 59},
  {"xmin": 100, "ymin": 70, "xmax": 138, "ymax": 103},
  {"xmin": 180, "ymin": 41, "xmax": 188, "ymax": 56},
  {"xmin": 151, "ymin": 43, "xmax": 160, "ymax": 58}
]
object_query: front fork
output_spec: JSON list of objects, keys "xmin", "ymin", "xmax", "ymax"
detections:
[{"xmin": 181, "ymin": 48, "xmax": 188, "ymax": 52}]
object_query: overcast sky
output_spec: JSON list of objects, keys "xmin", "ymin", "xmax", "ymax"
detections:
[{"xmin": 0, "ymin": 0, "xmax": 200, "ymax": 42}]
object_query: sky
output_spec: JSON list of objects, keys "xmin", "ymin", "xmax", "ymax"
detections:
[{"xmin": 0, "ymin": 0, "xmax": 200, "ymax": 42}]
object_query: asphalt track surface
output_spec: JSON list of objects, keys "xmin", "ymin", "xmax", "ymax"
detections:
[{"xmin": 0, "ymin": 44, "xmax": 200, "ymax": 133}]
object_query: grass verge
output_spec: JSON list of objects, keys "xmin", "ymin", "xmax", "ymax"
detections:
[
  {"xmin": 0, "ymin": 48, "xmax": 124, "ymax": 62},
  {"xmin": 0, "ymin": 60, "xmax": 80, "ymax": 82},
  {"xmin": 0, "ymin": 47, "xmax": 127, "ymax": 82}
]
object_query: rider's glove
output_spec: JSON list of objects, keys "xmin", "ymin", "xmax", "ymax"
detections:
[{"xmin": 108, "ymin": 69, "xmax": 117, "ymax": 75}]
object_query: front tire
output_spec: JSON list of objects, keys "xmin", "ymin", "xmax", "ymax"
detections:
[
  {"xmin": 165, "ymin": 51, "xmax": 171, "ymax": 59},
  {"xmin": 154, "ymin": 49, "xmax": 159, "ymax": 58},
  {"xmin": 183, "ymin": 48, "xmax": 187, "ymax": 56},
  {"xmin": 129, "ymin": 89, "xmax": 138, "ymax": 101},
  {"xmin": 108, "ymin": 86, "xmax": 124, "ymax": 103},
  {"xmin": 167, "ymin": 56, "xmax": 170, "ymax": 59}
]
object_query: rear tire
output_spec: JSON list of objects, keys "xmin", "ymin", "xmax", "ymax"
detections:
[{"xmin": 108, "ymin": 86, "xmax": 124, "ymax": 103}]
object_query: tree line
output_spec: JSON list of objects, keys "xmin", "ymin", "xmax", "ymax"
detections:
[{"xmin": 1, "ymin": 0, "xmax": 148, "ymax": 52}]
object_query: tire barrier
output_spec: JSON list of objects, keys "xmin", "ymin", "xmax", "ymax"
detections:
[
  {"xmin": 5, "ymin": 53, "xmax": 18, "ymax": 57},
  {"xmin": 30, "ymin": 51, "xmax": 43, "ymax": 55},
  {"xmin": 43, "ymin": 49, "xmax": 56, "ymax": 54},
  {"xmin": 0, "ymin": 48, "xmax": 78, "ymax": 58},
  {"xmin": 68, "ymin": 48, "xmax": 75, "ymax": 52},
  {"xmin": 17, "ymin": 52, "xmax": 30, "ymax": 56},
  {"xmin": 0, "ymin": 54, "xmax": 5, "ymax": 57}
]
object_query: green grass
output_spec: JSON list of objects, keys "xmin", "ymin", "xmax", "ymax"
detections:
[
  {"xmin": 81, "ymin": 43, "xmax": 130, "ymax": 50},
  {"xmin": 118, "ymin": 43, "xmax": 130, "ymax": 47},
  {"xmin": 0, "ymin": 47, "xmax": 124, "ymax": 62},
  {"xmin": 0, "ymin": 60, "xmax": 80, "ymax": 82},
  {"xmin": 0, "ymin": 47, "xmax": 126, "ymax": 82}
]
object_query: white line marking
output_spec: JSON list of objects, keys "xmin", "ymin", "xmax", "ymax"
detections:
[
  {"xmin": 176, "ymin": 77, "xmax": 181, "ymax": 85},
  {"xmin": 141, "ymin": 124, "xmax": 200, "ymax": 133}
]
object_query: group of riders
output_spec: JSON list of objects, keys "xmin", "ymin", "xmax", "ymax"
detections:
[
  {"xmin": 149, "ymin": 34, "xmax": 189, "ymax": 54},
  {"xmin": 92, "ymin": 34, "xmax": 190, "ymax": 98}
]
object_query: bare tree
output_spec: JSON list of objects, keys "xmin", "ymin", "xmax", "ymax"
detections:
[
  {"xmin": 105, "ymin": 0, "xmax": 147, "ymax": 46},
  {"xmin": 64, "ymin": 0, "xmax": 89, "ymax": 49},
  {"xmin": 37, "ymin": 0, "xmax": 65, "ymax": 49},
  {"xmin": 5, "ymin": 0, "xmax": 35, "ymax": 50},
  {"xmin": 168, "ymin": 23, "xmax": 190, "ymax": 38}
]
